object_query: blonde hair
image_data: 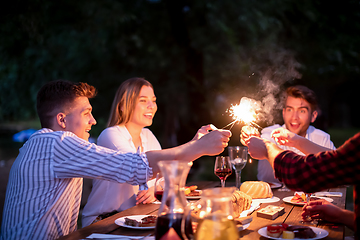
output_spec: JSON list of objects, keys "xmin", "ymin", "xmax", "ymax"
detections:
[{"xmin": 107, "ymin": 77, "xmax": 153, "ymax": 127}]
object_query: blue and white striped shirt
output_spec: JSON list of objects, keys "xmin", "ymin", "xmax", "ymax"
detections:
[{"xmin": 0, "ymin": 128, "xmax": 152, "ymax": 240}]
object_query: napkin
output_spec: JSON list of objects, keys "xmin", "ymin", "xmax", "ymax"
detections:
[
  {"xmin": 295, "ymin": 191, "xmax": 343, "ymax": 197},
  {"xmin": 313, "ymin": 192, "xmax": 343, "ymax": 197},
  {"xmin": 86, "ymin": 233, "xmax": 154, "ymax": 239}
]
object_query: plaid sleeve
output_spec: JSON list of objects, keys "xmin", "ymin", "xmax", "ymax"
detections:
[{"xmin": 274, "ymin": 132, "xmax": 360, "ymax": 193}]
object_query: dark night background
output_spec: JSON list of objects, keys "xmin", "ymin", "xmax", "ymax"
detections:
[{"xmin": 0, "ymin": 0, "xmax": 359, "ymax": 229}]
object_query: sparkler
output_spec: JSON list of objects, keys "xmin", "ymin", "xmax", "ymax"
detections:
[{"xmin": 223, "ymin": 97, "xmax": 263, "ymax": 131}]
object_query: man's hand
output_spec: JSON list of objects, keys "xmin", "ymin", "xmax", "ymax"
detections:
[
  {"xmin": 136, "ymin": 187, "xmax": 156, "ymax": 205},
  {"xmin": 302, "ymin": 199, "xmax": 354, "ymax": 229},
  {"xmin": 192, "ymin": 124, "xmax": 217, "ymax": 141},
  {"xmin": 197, "ymin": 126, "xmax": 232, "ymax": 156},
  {"xmin": 270, "ymin": 128, "xmax": 298, "ymax": 147},
  {"xmin": 240, "ymin": 126, "xmax": 260, "ymax": 146},
  {"xmin": 246, "ymin": 137, "xmax": 270, "ymax": 160}
]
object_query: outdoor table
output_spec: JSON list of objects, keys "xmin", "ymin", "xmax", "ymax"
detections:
[{"xmin": 58, "ymin": 181, "xmax": 348, "ymax": 240}]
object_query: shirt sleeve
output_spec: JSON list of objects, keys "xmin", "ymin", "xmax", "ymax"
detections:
[
  {"xmin": 274, "ymin": 132, "xmax": 360, "ymax": 193},
  {"xmin": 52, "ymin": 132, "xmax": 152, "ymax": 186}
]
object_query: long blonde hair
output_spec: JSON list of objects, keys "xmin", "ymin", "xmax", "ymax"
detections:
[{"xmin": 107, "ymin": 77, "xmax": 153, "ymax": 127}]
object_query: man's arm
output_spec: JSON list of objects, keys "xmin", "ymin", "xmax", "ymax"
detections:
[
  {"xmin": 270, "ymin": 128, "xmax": 333, "ymax": 154},
  {"xmin": 245, "ymin": 137, "xmax": 284, "ymax": 168},
  {"xmin": 146, "ymin": 127, "xmax": 231, "ymax": 174}
]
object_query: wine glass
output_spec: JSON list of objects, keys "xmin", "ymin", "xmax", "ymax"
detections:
[
  {"xmin": 154, "ymin": 173, "xmax": 164, "ymax": 202},
  {"xmin": 214, "ymin": 156, "xmax": 232, "ymax": 188},
  {"xmin": 228, "ymin": 146, "xmax": 248, "ymax": 189},
  {"xmin": 300, "ymin": 193, "xmax": 318, "ymax": 225}
]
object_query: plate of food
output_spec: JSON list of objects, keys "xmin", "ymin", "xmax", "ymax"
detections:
[
  {"xmin": 258, "ymin": 224, "xmax": 328, "ymax": 239},
  {"xmin": 267, "ymin": 182, "xmax": 283, "ymax": 189},
  {"xmin": 115, "ymin": 215, "xmax": 157, "ymax": 229},
  {"xmin": 185, "ymin": 186, "xmax": 202, "ymax": 200},
  {"xmin": 283, "ymin": 192, "xmax": 333, "ymax": 206}
]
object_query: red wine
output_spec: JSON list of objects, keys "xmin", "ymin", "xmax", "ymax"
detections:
[
  {"xmin": 215, "ymin": 168, "xmax": 232, "ymax": 180},
  {"xmin": 155, "ymin": 213, "xmax": 193, "ymax": 240},
  {"xmin": 155, "ymin": 190, "xmax": 163, "ymax": 202}
]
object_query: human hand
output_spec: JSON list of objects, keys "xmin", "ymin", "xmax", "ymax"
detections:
[
  {"xmin": 270, "ymin": 128, "xmax": 298, "ymax": 147},
  {"xmin": 136, "ymin": 187, "xmax": 156, "ymax": 205},
  {"xmin": 240, "ymin": 126, "xmax": 260, "ymax": 146},
  {"xmin": 246, "ymin": 137, "xmax": 270, "ymax": 160},
  {"xmin": 301, "ymin": 199, "xmax": 343, "ymax": 223},
  {"xmin": 192, "ymin": 124, "xmax": 217, "ymax": 140},
  {"xmin": 197, "ymin": 126, "xmax": 232, "ymax": 155}
]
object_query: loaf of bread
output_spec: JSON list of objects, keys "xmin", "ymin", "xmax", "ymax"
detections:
[
  {"xmin": 240, "ymin": 181, "xmax": 273, "ymax": 199},
  {"xmin": 232, "ymin": 190, "xmax": 252, "ymax": 217}
]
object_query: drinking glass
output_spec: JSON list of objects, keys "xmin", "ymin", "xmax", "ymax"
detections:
[
  {"xmin": 154, "ymin": 173, "xmax": 164, "ymax": 202},
  {"xmin": 214, "ymin": 156, "xmax": 232, "ymax": 188},
  {"xmin": 228, "ymin": 146, "xmax": 248, "ymax": 189},
  {"xmin": 300, "ymin": 193, "xmax": 318, "ymax": 225}
]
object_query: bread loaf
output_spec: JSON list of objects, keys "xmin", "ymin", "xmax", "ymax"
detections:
[
  {"xmin": 240, "ymin": 181, "xmax": 273, "ymax": 199},
  {"xmin": 232, "ymin": 190, "xmax": 252, "ymax": 217}
]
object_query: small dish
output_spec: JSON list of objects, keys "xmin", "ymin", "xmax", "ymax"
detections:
[
  {"xmin": 282, "ymin": 196, "xmax": 333, "ymax": 206},
  {"xmin": 258, "ymin": 225, "xmax": 328, "ymax": 239},
  {"xmin": 115, "ymin": 215, "xmax": 155, "ymax": 230}
]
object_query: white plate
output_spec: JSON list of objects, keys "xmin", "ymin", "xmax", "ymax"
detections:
[
  {"xmin": 115, "ymin": 215, "xmax": 155, "ymax": 229},
  {"xmin": 282, "ymin": 196, "xmax": 333, "ymax": 206},
  {"xmin": 186, "ymin": 190, "xmax": 202, "ymax": 200},
  {"xmin": 258, "ymin": 226, "xmax": 328, "ymax": 239},
  {"xmin": 252, "ymin": 196, "xmax": 280, "ymax": 204},
  {"xmin": 267, "ymin": 182, "xmax": 283, "ymax": 189},
  {"xmin": 238, "ymin": 223, "xmax": 250, "ymax": 231}
]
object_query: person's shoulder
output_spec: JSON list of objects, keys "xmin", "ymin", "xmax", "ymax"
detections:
[
  {"xmin": 141, "ymin": 128, "xmax": 158, "ymax": 139},
  {"xmin": 98, "ymin": 126, "xmax": 125, "ymax": 138},
  {"xmin": 307, "ymin": 126, "xmax": 331, "ymax": 138},
  {"xmin": 261, "ymin": 124, "xmax": 282, "ymax": 137}
]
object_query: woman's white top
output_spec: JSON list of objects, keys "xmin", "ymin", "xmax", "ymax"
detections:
[{"xmin": 81, "ymin": 125, "xmax": 161, "ymax": 227}]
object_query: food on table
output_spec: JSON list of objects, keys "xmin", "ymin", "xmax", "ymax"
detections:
[
  {"xmin": 286, "ymin": 225, "xmax": 316, "ymax": 238},
  {"xmin": 185, "ymin": 185, "xmax": 200, "ymax": 196},
  {"xmin": 124, "ymin": 215, "xmax": 157, "ymax": 227},
  {"xmin": 282, "ymin": 230, "xmax": 295, "ymax": 239},
  {"xmin": 265, "ymin": 224, "xmax": 316, "ymax": 239},
  {"xmin": 291, "ymin": 193, "xmax": 307, "ymax": 203},
  {"xmin": 266, "ymin": 223, "xmax": 288, "ymax": 238},
  {"xmin": 290, "ymin": 193, "xmax": 321, "ymax": 203},
  {"xmin": 232, "ymin": 190, "xmax": 252, "ymax": 217},
  {"xmin": 240, "ymin": 181, "xmax": 273, "ymax": 199}
]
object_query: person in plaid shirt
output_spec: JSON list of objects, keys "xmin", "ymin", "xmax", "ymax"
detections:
[{"xmin": 242, "ymin": 127, "xmax": 359, "ymax": 238}]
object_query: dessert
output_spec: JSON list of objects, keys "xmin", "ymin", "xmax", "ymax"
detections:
[
  {"xmin": 240, "ymin": 181, "xmax": 273, "ymax": 199},
  {"xmin": 232, "ymin": 190, "xmax": 252, "ymax": 217},
  {"xmin": 124, "ymin": 215, "xmax": 157, "ymax": 227},
  {"xmin": 286, "ymin": 225, "xmax": 316, "ymax": 238},
  {"xmin": 265, "ymin": 224, "xmax": 317, "ymax": 239},
  {"xmin": 266, "ymin": 223, "xmax": 288, "ymax": 238},
  {"xmin": 282, "ymin": 230, "xmax": 295, "ymax": 239}
]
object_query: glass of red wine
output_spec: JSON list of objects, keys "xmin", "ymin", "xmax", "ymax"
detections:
[
  {"xmin": 214, "ymin": 156, "xmax": 232, "ymax": 188},
  {"xmin": 154, "ymin": 173, "xmax": 164, "ymax": 202}
]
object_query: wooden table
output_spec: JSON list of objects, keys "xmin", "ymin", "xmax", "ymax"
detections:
[{"xmin": 58, "ymin": 182, "xmax": 347, "ymax": 240}]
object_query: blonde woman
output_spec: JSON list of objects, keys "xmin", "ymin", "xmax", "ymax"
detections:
[{"xmin": 82, "ymin": 77, "xmax": 161, "ymax": 227}]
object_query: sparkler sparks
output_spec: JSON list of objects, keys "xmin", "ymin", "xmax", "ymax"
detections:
[{"xmin": 223, "ymin": 97, "xmax": 263, "ymax": 130}]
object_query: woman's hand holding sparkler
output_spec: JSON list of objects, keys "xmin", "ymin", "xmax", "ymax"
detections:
[{"xmin": 192, "ymin": 124, "xmax": 217, "ymax": 140}]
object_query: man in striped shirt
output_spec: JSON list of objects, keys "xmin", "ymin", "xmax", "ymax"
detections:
[
  {"xmin": 242, "ymin": 127, "xmax": 359, "ymax": 238},
  {"xmin": 0, "ymin": 80, "xmax": 231, "ymax": 240}
]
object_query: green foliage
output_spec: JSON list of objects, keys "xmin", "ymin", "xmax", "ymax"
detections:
[{"xmin": 1, "ymin": 0, "xmax": 360, "ymax": 145}]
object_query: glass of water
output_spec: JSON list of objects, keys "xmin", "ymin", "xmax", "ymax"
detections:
[{"xmin": 228, "ymin": 146, "xmax": 248, "ymax": 189}]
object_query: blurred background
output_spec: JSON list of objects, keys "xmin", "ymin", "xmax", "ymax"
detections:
[{"xmin": 1, "ymin": 0, "xmax": 359, "ymax": 228}]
